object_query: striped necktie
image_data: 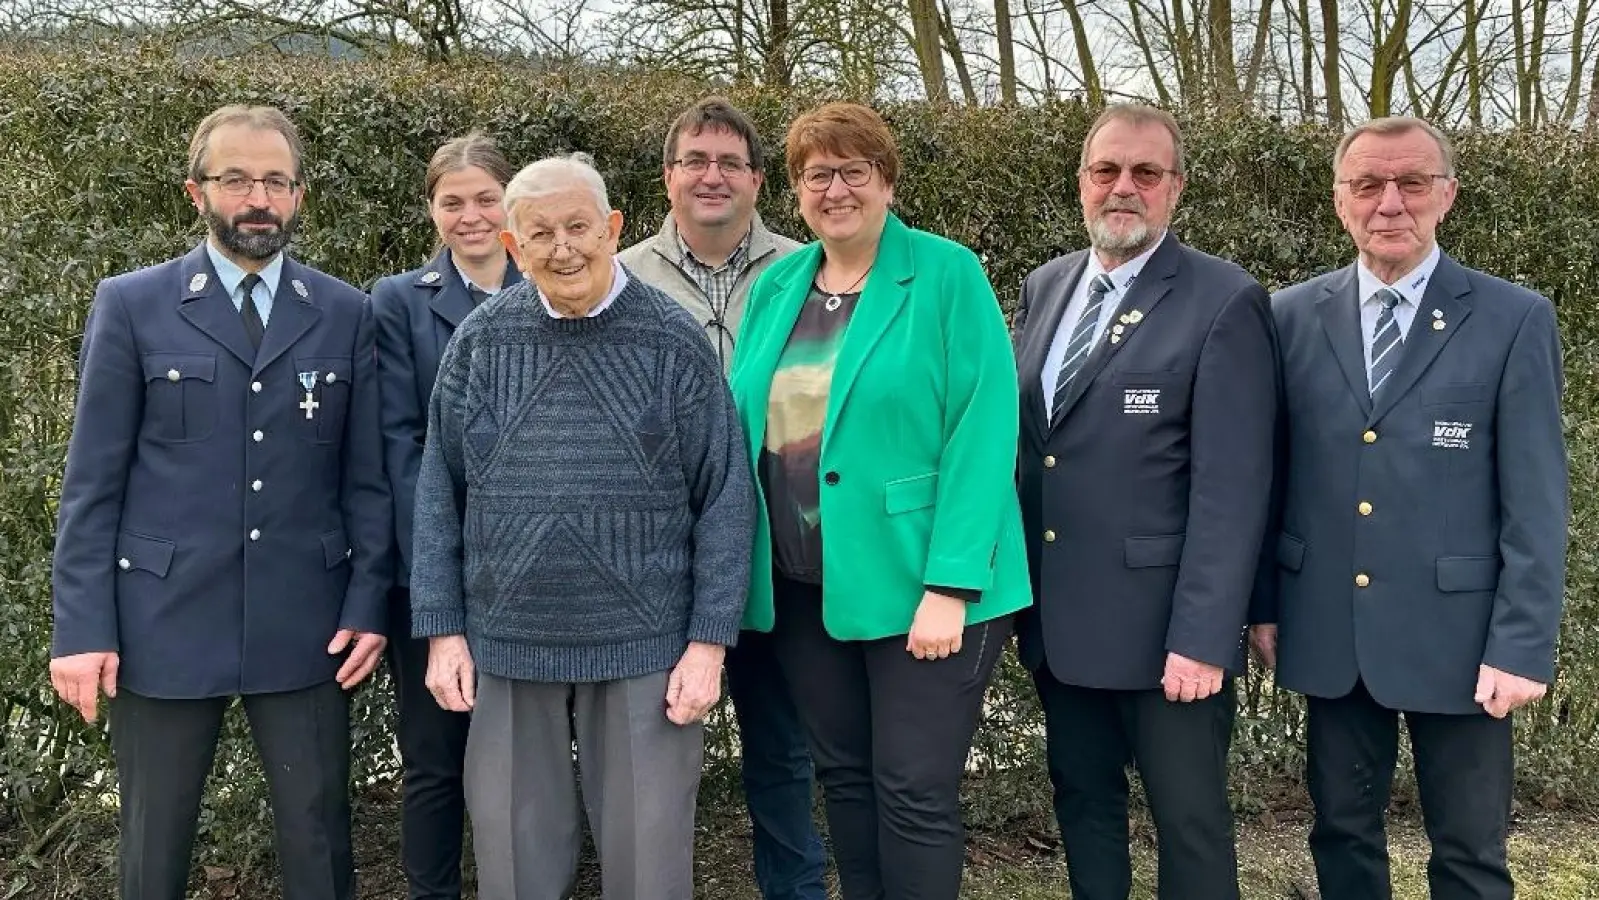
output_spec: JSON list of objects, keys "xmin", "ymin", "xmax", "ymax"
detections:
[
  {"xmin": 1368, "ymin": 287, "xmax": 1404, "ymax": 397},
  {"xmin": 1052, "ymin": 274, "xmax": 1116, "ymax": 419}
]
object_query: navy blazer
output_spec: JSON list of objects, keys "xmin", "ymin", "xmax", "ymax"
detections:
[
  {"xmin": 51, "ymin": 243, "xmax": 392, "ymax": 699},
  {"xmin": 1260, "ymin": 254, "xmax": 1568, "ymax": 714},
  {"xmin": 371, "ymin": 249, "xmax": 521, "ymax": 586},
  {"xmin": 1013, "ymin": 234, "xmax": 1279, "ymax": 690}
]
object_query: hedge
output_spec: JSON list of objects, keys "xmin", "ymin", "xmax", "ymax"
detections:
[{"xmin": 2, "ymin": 42, "xmax": 1597, "ymax": 880}]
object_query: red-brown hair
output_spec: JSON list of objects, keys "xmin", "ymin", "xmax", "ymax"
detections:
[{"xmin": 784, "ymin": 102, "xmax": 901, "ymax": 188}]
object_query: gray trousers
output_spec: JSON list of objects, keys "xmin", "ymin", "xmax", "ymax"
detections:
[{"xmin": 466, "ymin": 671, "xmax": 704, "ymax": 900}]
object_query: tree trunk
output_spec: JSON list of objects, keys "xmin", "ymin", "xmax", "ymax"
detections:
[
  {"xmin": 1129, "ymin": 1, "xmax": 1174, "ymax": 106},
  {"xmin": 1464, "ymin": 0, "xmax": 1483, "ymax": 126},
  {"xmin": 1208, "ymin": 0, "xmax": 1240, "ymax": 108},
  {"xmin": 1061, "ymin": 0, "xmax": 1103, "ymax": 105},
  {"xmin": 1297, "ymin": 0, "xmax": 1315, "ymax": 118},
  {"xmin": 765, "ymin": 0, "xmax": 790, "ymax": 86},
  {"xmin": 1320, "ymin": 0, "xmax": 1344, "ymax": 125},
  {"xmin": 939, "ymin": 0, "xmax": 979, "ymax": 104},
  {"xmin": 1241, "ymin": 0, "xmax": 1273, "ymax": 100},
  {"xmin": 1560, "ymin": 0, "xmax": 1592, "ymax": 123},
  {"xmin": 908, "ymin": 0, "xmax": 950, "ymax": 100},
  {"xmin": 1368, "ymin": 0, "xmax": 1412, "ymax": 118},
  {"xmin": 994, "ymin": 0, "xmax": 1017, "ymax": 103}
]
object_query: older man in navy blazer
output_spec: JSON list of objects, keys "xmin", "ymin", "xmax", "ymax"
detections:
[
  {"xmin": 49, "ymin": 105, "xmax": 391, "ymax": 900},
  {"xmin": 1251, "ymin": 117, "xmax": 1567, "ymax": 900},
  {"xmin": 1013, "ymin": 104, "xmax": 1277, "ymax": 900}
]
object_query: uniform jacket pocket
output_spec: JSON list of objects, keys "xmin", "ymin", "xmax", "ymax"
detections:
[
  {"xmin": 141, "ymin": 351, "xmax": 217, "ymax": 443},
  {"xmin": 1277, "ymin": 532, "xmax": 1306, "ymax": 572},
  {"xmin": 321, "ymin": 529, "xmax": 351, "ymax": 569},
  {"xmin": 117, "ymin": 531, "xmax": 175, "ymax": 578},
  {"xmin": 1124, "ymin": 533, "xmax": 1185, "ymax": 568},
  {"xmin": 1436, "ymin": 555, "xmax": 1500, "ymax": 592}
]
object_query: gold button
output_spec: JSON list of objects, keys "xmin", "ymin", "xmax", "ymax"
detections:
[
  {"xmin": 1363, "ymin": 430, "xmax": 1377, "ymax": 444},
  {"xmin": 1358, "ymin": 501, "xmax": 1373, "ymax": 516},
  {"xmin": 1355, "ymin": 573, "xmax": 1371, "ymax": 588},
  {"xmin": 1043, "ymin": 455, "xmax": 1056, "ymax": 468},
  {"xmin": 1043, "ymin": 529, "xmax": 1057, "ymax": 543}
]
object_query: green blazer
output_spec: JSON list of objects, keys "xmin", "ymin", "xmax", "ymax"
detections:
[{"xmin": 729, "ymin": 213, "xmax": 1032, "ymax": 640}]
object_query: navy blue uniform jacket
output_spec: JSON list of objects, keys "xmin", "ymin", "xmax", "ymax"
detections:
[
  {"xmin": 1013, "ymin": 234, "xmax": 1279, "ymax": 690},
  {"xmin": 370, "ymin": 249, "xmax": 521, "ymax": 587},
  {"xmin": 1260, "ymin": 254, "xmax": 1567, "ymax": 714},
  {"xmin": 51, "ymin": 243, "xmax": 392, "ymax": 699}
]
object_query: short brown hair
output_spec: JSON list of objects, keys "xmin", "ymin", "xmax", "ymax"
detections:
[
  {"xmin": 663, "ymin": 97, "xmax": 766, "ymax": 172},
  {"xmin": 784, "ymin": 102, "xmax": 901, "ymax": 188},
  {"xmin": 1079, "ymin": 104, "xmax": 1186, "ymax": 177},
  {"xmin": 425, "ymin": 132, "xmax": 516, "ymax": 200},
  {"xmin": 1333, "ymin": 116, "xmax": 1456, "ymax": 178},
  {"xmin": 187, "ymin": 105, "xmax": 305, "ymax": 183}
]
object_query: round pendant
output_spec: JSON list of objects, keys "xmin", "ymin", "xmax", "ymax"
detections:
[{"xmin": 824, "ymin": 294, "xmax": 843, "ymax": 312}]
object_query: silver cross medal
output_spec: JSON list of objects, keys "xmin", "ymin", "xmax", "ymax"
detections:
[{"xmin": 297, "ymin": 371, "xmax": 320, "ymax": 420}]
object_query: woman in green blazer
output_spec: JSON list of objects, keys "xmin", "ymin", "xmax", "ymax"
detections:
[{"xmin": 728, "ymin": 101, "xmax": 1032, "ymax": 900}]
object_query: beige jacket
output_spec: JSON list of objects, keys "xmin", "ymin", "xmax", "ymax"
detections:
[{"xmin": 618, "ymin": 212, "xmax": 802, "ymax": 374}]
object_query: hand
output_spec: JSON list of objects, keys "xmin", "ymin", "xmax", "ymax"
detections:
[
  {"xmin": 50, "ymin": 651, "xmax": 119, "ymax": 724},
  {"xmin": 906, "ymin": 590, "xmax": 968, "ymax": 660},
  {"xmin": 665, "ymin": 641, "xmax": 725, "ymax": 726},
  {"xmin": 1249, "ymin": 624, "xmax": 1278, "ymax": 670},
  {"xmin": 425, "ymin": 635, "xmax": 477, "ymax": 712},
  {"xmin": 1162, "ymin": 652, "xmax": 1224, "ymax": 703},
  {"xmin": 1474, "ymin": 665, "xmax": 1547, "ymax": 719},
  {"xmin": 328, "ymin": 629, "xmax": 388, "ymax": 690}
]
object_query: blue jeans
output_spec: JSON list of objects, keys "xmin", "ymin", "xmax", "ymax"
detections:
[{"xmin": 726, "ymin": 629, "xmax": 828, "ymax": 900}]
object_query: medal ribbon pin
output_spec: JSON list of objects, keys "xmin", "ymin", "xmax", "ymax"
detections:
[{"xmin": 298, "ymin": 371, "xmax": 321, "ymax": 420}]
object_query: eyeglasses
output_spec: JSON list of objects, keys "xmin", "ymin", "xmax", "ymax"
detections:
[
  {"xmin": 1082, "ymin": 163, "xmax": 1176, "ymax": 190},
  {"xmin": 670, "ymin": 157, "xmax": 754, "ymax": 177},
  {"xmin": 799, "ymin": 160, "xmax": 878, "ymax": 192},
  {"xmin": 1337, "ymin": 173, "xmax": 1449, "ymax": 200},
  {"xmin": 517, "ymin": 220, "xmax": 606, "ymax": 257},
  {"xmin": 198, "ymin": 173, "xmax": 300, "ymax": 198}
]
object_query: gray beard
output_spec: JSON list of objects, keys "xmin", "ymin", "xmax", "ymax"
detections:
[
  {"xmin": 206, "ymin": 207, "xmax": 297, "ymax": 261},
  {"xmin": 1086, "ymin": 215, "xmax": 1154, "ymax": 258}
]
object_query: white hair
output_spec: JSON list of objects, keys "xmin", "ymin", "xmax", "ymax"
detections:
[{"xmin": 503, "ymin": 152, "xmax": 612, "ymax": 226}]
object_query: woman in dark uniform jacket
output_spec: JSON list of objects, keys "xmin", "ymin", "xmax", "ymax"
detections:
[{"xmin": 370, "ymin": 133, "xmax": 521, "ymax": 900}]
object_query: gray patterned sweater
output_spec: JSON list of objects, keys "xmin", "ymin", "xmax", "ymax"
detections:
[{"xmin": 409, "ymin": 274, "xmax": 754, "ymax": 683}]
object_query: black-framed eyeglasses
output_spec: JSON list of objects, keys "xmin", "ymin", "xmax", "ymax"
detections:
[
  {"xmin": 198, "ymin": 173, "xmax": 300, "ymax": 198},
  {"xmin": 1337, "ymin": 173, "xmax": 1449, "ymax": 200},
  {"xmin": 1081, "ymin": 162, "xmax": 1176, "ymax": 190},
  {"xmin": 670, "ymin": 157, "xmax": 754, "ymax": 177},
  {"xmin": 799, "ymin": 160, "xmax": 878, "ymax": 192}
]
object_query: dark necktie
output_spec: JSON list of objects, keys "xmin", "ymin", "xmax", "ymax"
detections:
[
  {"xmin": 1052, "ymin": 274, "xmax": 1116, "ymax": 419},
  {"xmin": 1368, "ymin": 287, "xmax": 1403, "ymax": 397},
  {"xmin": 468, "ymin": 286, "xmax": 489, "ymax": 307},
  {"xmin": 240, "ymin": 273, "xmax": 265, "ymax": 350}
]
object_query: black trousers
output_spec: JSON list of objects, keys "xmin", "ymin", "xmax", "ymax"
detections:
[
  {"xmin": 110, "ymin": 682, "xmax": 352, "ymax": 900},
  {"xmin": 387, "ymin": 587, "xmax": 473, "ymax": 900},
  {"xmin": 1033, "ymin": 665, "xmax": 1239, "ymax": 900},
  {"xmin": 769, "ymin": 575, "xmax": 1011, "ymax": 900},
  {"xmin": 1308, "ymin": 679, "xmax": 1514, "ymax": 900}
]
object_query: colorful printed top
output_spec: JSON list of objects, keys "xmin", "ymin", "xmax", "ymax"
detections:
[{"xmin": 759, "ymin": 283, "xmax": 862, "ymax": 585}]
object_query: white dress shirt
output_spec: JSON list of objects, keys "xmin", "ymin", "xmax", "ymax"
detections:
[
  {"xmin": 205, "ymin": 241, "xmax": 282, "ymax": 326},
  {"xmin": 1356, "ymin": 243, "xmax": 1440, "ymax": 362},
  {"xmin": 1040, "ymin": 232, "xmax": 1168, "ymax": 415}
]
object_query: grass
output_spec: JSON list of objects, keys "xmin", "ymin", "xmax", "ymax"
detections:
[{"xmin": 5, "ymin": 781, "xmax": 1597, "ymax": 899}]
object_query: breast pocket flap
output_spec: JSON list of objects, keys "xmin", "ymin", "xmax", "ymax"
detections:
[
  {"xmin": 116, "ymin": 532, "xmax": 174, "ymax": 578},
  {"xmin": 1124, "ymin": 533, "xmax": 1186, "ymax": 568},
  {"xmin": 141, "ymin": 352, "xmax": 216, "ymax": 383},
  {"xmin": 1424, "ymin": 383, "xmax": 1491, "ymax": 406},
  {"xmin": 884, "ymin": 472, "xmax": 938, "ymax": 514},
  {"xmin": 1436, "ymin": 555, "xmax": 1500, "ymax": 592},
  {"xmin": 1277, "ymin": 532, "xmax": 1307, "ymax": 572}
]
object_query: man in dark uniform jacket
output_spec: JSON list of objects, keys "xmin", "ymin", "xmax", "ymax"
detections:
[
  {"xmin": 1013, "ymin": 104, "xmax": 1277, "ymax": 900},
  {"xmin": 1252, "ymin": 116, "xmax": 1567, "ymax": 900},
  {"xmin": 49, "ymin": 105, "xmax": 391, "ymax": 900}
]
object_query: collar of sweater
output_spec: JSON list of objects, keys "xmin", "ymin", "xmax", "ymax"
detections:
[{"xmin": 524, "ymin": 273, "xmax": 653, "ymax": 334}]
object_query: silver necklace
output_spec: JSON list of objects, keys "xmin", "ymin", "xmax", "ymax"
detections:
[{"xmin": 817, "ymin": 265, "xmax": 871, "ymax": 311}]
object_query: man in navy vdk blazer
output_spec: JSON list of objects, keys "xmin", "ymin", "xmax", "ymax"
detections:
[
  {"xmin": 1013, "ymin": 104, "xmax": 1278, "ymax": 900},
  {"xmin": 49, "ymin": 105, "xmax": 391, "ymax": 900},
  {"xmin": 1251, "ymin": 117, "xmax": 1567, "ymax": 900}
]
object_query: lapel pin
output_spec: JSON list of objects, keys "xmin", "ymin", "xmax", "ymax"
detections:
[
  {"xmin": 1433, "ymin": 319, "xmax": 1446, "ymax": 330},
  {"xmin": 1112, "ymin": 323, "xmax": 1126, "ymax": 335},
  {"xmin": 1432, "ymin": 309, "xmax": 1443, "ymax": 318},
  {"xmin": 292, "ymin": 279, "xmax": 308, "ymax": 298},
  {"xmin": 421, "ymin": 271, "xmax": 442, "ymax": 284},
  {"xmin": 189, "ymin": 273, "xmax": 207, "ymax": 292},
  {"xmin": 1110, "ymin": 334, "xmax": 1122, "ymax": 345},
  {"xmin": 1127, "ymin": 310, "xmax": 1144, "ymax": 324}
]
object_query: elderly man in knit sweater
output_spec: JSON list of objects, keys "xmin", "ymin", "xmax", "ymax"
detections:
[{"xmin": 409, "ymin": 152, "xmax": 755, "ymax": 900}]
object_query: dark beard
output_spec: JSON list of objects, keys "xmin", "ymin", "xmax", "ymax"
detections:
[{"xmin": 205, "ymin": 205, "xmax": 297, "ymax": 261}]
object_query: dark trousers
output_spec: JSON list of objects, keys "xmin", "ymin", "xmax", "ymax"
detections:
[
  {"xmin": 1307, "ymin": 679, "xmax": 1514, "ymax": 900},
  {"xmin": 388, "ymin": 587, "xmax": 473, "ymax": 900},
  {"xmin": 725, "ymin": 628, "xmax": 828, "ymax": 900},
  {"xmin": 1033, "ymin": 666, "xmax": 1239, "ymax": 900},
  {"xmin": 110, "ymin": 682, "xmax": 352, "ymax": 900},
  {"xmin": 770, "ymin": 576, "xmax": 1012, "ymax": 900}
]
